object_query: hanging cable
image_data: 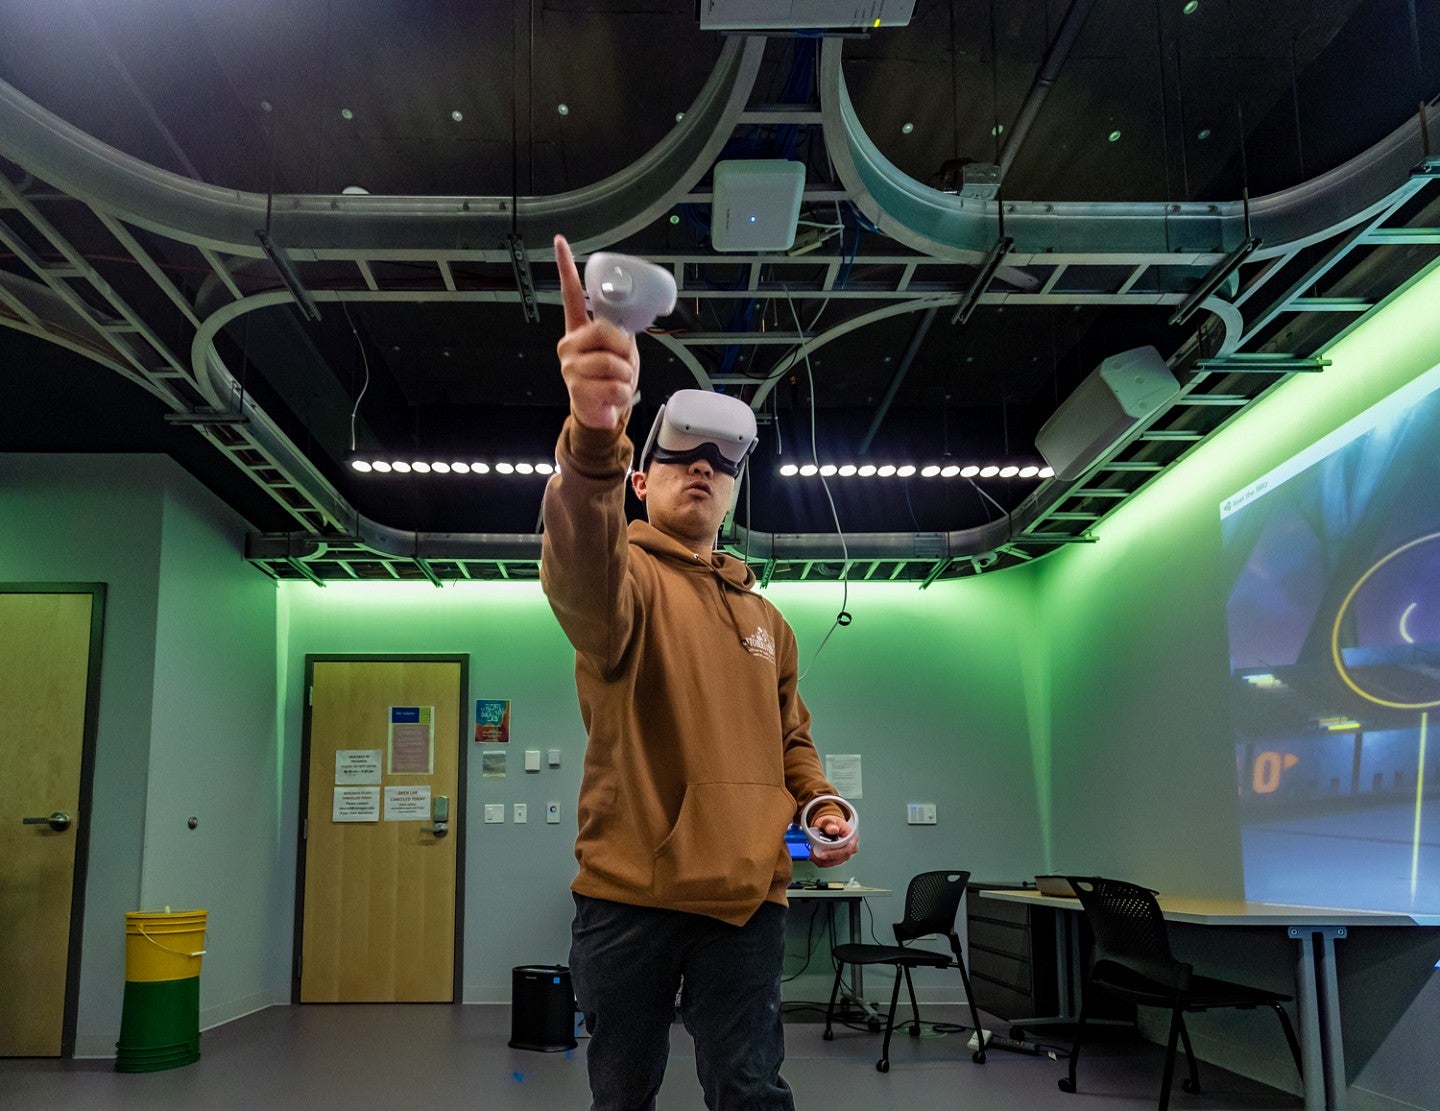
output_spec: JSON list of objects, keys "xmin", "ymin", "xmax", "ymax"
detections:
[
  {"xmin": 782, "ymin": 288, "xmax": 851, "ymax": 683},
  {"xmin": 1154, "ymin": 0, "xmax": 1173, "ymax": 201},
  {"xmin": 341, "ymin": 302, "xmax": 371, "ymax": 452}
]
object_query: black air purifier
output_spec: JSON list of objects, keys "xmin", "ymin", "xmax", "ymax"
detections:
[{"xmin": 508, "ymin": 965, "xmax": 578, "ymax": 1052}]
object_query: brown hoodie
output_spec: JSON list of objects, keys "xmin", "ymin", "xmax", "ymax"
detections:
[{"xmin": 540, "ymin": 414, "xmax": 839, "ymax": 926}]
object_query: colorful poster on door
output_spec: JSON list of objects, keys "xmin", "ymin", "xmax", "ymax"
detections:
[
  {"xmin": 389, "ymin": 706, "xmax": 434, "ymax": 774},
  {"xmin": 475, "ymin": 698, "xmax": 510, "ymax": 744}
]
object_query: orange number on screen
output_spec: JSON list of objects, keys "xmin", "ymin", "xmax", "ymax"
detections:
[{"xmin": 1252, "ymin": 751, "xmax": 1300, "ymax": 793}]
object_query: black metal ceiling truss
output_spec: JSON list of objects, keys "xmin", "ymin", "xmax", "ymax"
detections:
[{"xmin": 2, "ymin": 36, "xmax": 1438, "ymax": 586}]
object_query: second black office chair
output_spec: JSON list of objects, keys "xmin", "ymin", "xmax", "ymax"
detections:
[
  {"xmin": 822, "ymin": 869, "xmax": 989, "ymax": 1071},
  {"xmin": 1058, "ymin": 876, "xmax": 1303, "ymax": 1111}
]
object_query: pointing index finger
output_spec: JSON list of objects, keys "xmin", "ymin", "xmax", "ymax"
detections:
[{"xmin": 554, "ymin": 235, "xmax": 590, "ymax": 333}]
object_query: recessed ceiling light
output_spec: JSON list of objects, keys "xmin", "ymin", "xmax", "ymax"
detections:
[
  {"xmin": 496, "ymin": 462, "xmax": 515, "ymax": 474},
  {"xmin": 838, "ymin": 464, "xmax": 857, "ymax": 477},
  {"xmin": 896, "ymin": 464, "xmax": 917, "ymax": 477},
  {"xmin": 341, "ymin": 185, "xmax": 369, "ymax": 195},
  {"xmin": 432, "ymin": 461, "xmax": 451, "ymax": 474},
  {"xmin": 991, "ymin": 124, "xmax": 1004, "ymax": 137},
  {"xmin": 857, "ymin": 464, "xmax": 877, "ymax": 477},
  {"xmin": 960, "ymin": 465, "xmax": 980, "ymax": 477},
  {"xmin": 1183, "ymin": 0, "xmax": 1200, "ymax": 13},
  {"xmin": 1197, "ymin": 127, "xmax": 1212, "ymax": 141},
  {"xmin": 452, "ymin": 462, "xmax": 471, "ymax": 474},
  {"xmin": 669, "ymin": 214, "xmax": 680, "ymax": 224},
  {"xmin": 1038, "ymin": 466, "xmax": 1055, "ymax": 478},
  {"xmin": 340, "ymin": 108, "xmax": 354, "ymax": 120},
  {"xmin": 260, "ymin": 100, "xmax": 273, "ymax": 113},
  {"xmin": 901, "ymin": 122, "xmax": 914, "ymax": 134},
  {"xmin": 1107, "ymin": 129, "xmax": 1122, "ymax": 143},
  {"xmin": 877, "ymin": 464, "xmax": 897, "ymax": 477},
  {"xmin": 940, "ymin": 464, "xmax": 960, "ymax": 477},
  {"xmin": 350, "ymin": 459, "xmax": 372, "ymax": 472},
  {"xmin": 819, "ymin": 464, "xmax": 838, "ymax": 476},
  {"xmin": 1000, "ymin": 464, "xmax": 1019, "ymax": 477},
  {"xmin": 392, "ymin": 461, "xmax": 411, "ymax": 473},
  {"xmin": 675, "ymin": 112, "xmax": 685, "ymax": 122},
  {"xmin": 979, "ymin": 465, "xmax": 1000, "ymax": 477},
  {"xmin": 516, "ymin": 462, "xmax": 535, "ymax": 475},
  {"xmin": 557, "ymin": 104, "xmax": 569, "ymax": 116},
  {"xmin": 412, "ymin": 461, "xmax": 431, "ymax": 474},
  {"xmin": 799, "ymin": 463, "xmax": 819, "ymax": 476},
  {"xmin": 779, "ymin": 463, "xmax": 800, "ymax": 476},
  {"xmin": 1019, "ymin": 465, "xmax": 1039, "ymax": 478},
  {"xmin": 451, "ymin": 110, "xmax": 463, "ymax": 122},
  {"xmin": 920, "ymin": 464, "xmax": 941, "ymax": 477},
  {"xmin": 473, "ymin": 463, "xmax": 490, "ymax": 474}
]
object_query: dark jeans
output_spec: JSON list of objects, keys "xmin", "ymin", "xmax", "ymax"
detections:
[{"xmin": 569, "ymin": 894, "xmax": 794, "ymax": 1111}]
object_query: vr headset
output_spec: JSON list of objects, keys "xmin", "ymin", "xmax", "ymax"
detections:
[{"xmin": 638, "ymin": 389, "xmax": 759, "ymax": 478}]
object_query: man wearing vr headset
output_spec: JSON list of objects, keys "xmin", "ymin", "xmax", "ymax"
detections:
[{"xmin": 541, "ymin": 236, "xmax": 858, "ymax": 1111}]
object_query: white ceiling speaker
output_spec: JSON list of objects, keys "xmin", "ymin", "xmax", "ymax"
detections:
[{"xmin": 1035, "ymin": 346, "xmax": 1181, "ymax": 481}]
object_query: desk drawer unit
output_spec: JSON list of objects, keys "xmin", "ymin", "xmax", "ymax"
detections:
[{"xmin": 966, "ymin": 883, "xmax": 1059, "ymax": 1021}]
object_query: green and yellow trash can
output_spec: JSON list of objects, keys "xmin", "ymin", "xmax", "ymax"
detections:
[{"xmin": 115, "ymin": 909, "xmax": 207, "ymax": 1072}]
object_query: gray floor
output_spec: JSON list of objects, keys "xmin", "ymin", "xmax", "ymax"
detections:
[{"xmin": 1, "ymin": 1004, "xmax": 1302, "ymax": 1110}]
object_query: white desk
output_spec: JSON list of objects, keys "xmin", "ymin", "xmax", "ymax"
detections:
[
  {"xmin": 787, "ymin": 886, "xmax": 891, "ymax": 1019},
  {"xmin": 980, "ymin": 888, "xmax": 1438, "ymax": 1111}
]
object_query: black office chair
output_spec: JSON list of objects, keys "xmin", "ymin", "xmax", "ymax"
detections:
[
  {"xmin": 822, "ymin": 869, "xmax": 989, "ymax": 1071},
  {"xmin": 1057, "ymin": 876, "xmax": 1302, "ymax": 1111}
]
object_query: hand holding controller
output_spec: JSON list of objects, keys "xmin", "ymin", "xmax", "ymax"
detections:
[
  {"xmin": 800, "ymin": 794, "xmax": 859, "ymax": 852},
  {"xmin": 584, "ymin": 252, "xmax": 677, "ymax": 334}
]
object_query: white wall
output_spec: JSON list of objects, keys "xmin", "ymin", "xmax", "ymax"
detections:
[
  {"xmin": 0, "ymin": 454, "xmax": 280, "ymax": 1054},
  {"xmin": 277, "ymin": 568, "xmax": 1046, "ymax": 1004},
  {"xmin": 1035, "ymin": 262, "xmax": 1440, "ymax": 1101}
]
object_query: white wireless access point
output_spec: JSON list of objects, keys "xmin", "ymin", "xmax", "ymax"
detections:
[{"xmin": 710, "ymin": 160, "xmax": 806, "ymax": 252}]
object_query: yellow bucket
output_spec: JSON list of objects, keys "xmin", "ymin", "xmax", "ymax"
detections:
[{"xmin": 124, "ymin": 911, "xmax": 207, "ymax": 983}]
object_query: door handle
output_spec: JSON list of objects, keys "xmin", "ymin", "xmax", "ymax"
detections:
[{"xmin": 22, "ymin": 811, "xmax": 72, "ymax": 832}]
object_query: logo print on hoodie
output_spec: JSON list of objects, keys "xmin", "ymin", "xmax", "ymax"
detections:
[{"xmin": 743, "ymin": 625, "xmax": 776, "ymax": 663}]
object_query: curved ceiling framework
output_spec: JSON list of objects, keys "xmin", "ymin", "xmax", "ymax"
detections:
[{"xmin": 1, "ymin": 19, "xmax": 1438, "ymax": 586}]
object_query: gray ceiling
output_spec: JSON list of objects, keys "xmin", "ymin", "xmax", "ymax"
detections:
[{"xmin": 1, "ymin": 0, "xmax": 1437, "ymax": 584}]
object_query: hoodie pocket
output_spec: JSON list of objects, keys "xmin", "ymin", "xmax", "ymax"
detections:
[{"xmin": 652, "ymin": 782, "xmax": 796, "ymax": 904}]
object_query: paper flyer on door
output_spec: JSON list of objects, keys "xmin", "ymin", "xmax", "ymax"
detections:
[{"xmin": 388, "ymin": 706, "xmax": 433, "ymax": 774}]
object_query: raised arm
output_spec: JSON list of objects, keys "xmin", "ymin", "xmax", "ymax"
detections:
[{"xmin": 539, "ymin": 236, "xmax": 644, "ymax": 673}]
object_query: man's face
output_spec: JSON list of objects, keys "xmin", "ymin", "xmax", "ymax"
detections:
[{"xmin": 631, "ymin": 455, "xmax": 736, "ymax": 550}]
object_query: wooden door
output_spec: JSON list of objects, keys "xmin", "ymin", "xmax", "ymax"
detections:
[
  {"xmin": 0, "ymin": 586, "xmax": 104, "ymax": 1056},
  {"xmin": 297, "ymin": 657, "xmax": 465, "ymax": 1002}
]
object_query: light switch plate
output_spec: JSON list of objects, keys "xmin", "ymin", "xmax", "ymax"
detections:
[
  {"xmin": 525, "ymin": 749, "xmax": 541, "ymax": 773},
  {"xmin": 906, "ymin": 803, "xmax": 937, "ymax": 825},
  {"xmin": 548, "ymin": 749, "xmax": 561, "ymax": 767},
  {"xmin": 484, "ymin": 803, "xmax": 504, "ymax": 824},
  {"xmin": 546, "ymin": 801, "xmax": 560, "ymax": 824},
  {"xmin": 513, "ymin": 803, "xmax": 527, "ymax": 824}
]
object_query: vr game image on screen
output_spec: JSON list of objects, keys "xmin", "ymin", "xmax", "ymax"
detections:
[{"xmin": 1221, "ymin": 361, "xmax": 1440, "ymax": 914}]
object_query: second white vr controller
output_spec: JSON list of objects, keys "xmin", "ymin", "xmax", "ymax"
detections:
[
  {"xmin": 584, "ymin": 252, "xmax": 677, "ymax": 334},
  {"xmin": 800, "ymin": 794, "xmax": 859, "ymax": 852}
]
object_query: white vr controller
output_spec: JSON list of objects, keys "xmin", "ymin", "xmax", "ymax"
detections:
[
  {"xmin": 799, "ymin": 794, "xmax": 859, "ymax": 852},
  {"xmin": 584, "ymin": 252, "xmax": 677, "ymax": 334}
]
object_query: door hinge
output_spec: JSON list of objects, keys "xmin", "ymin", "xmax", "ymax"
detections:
[
  {"xmin": 307, "ymin": 685, "xmax": 312, "ymax": 706},
  {"xmin": 303, "ymin": 818, "xmax": 308, "ymax": 840}
]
